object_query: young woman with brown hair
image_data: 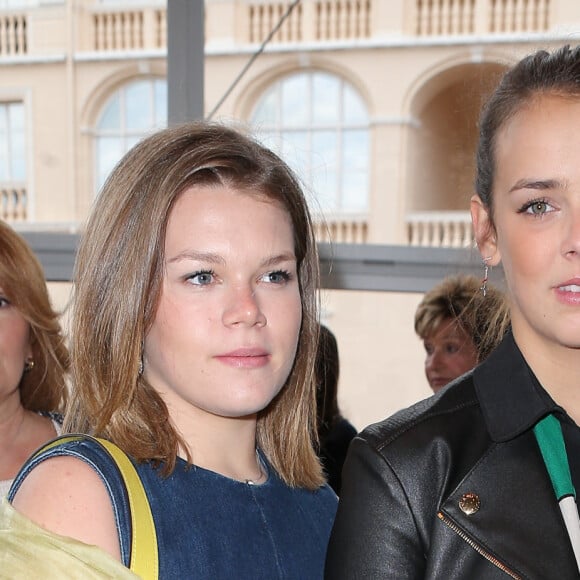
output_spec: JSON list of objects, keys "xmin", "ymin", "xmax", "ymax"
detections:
[{"xmin": 2, "ymin": 122, "xmax": 337, "ymax": 578}]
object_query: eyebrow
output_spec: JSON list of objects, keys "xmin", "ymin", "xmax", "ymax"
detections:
[
  {"xmin": 261, "ymin": 252, "xmax": 297, "ymax": 268},
  {"xmin": 168, "ymin": 251, "xmax": 225, "ymax": 265},
  {"xmin": 167, "ymin": 251, "xmax": 296, "ymax": 267},
  {"xmin": 508, "ymin": 178, "xmax": 564, "ymax": 193}
]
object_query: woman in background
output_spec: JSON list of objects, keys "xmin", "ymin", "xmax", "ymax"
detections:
[
  {"xmin": 2, "ymin": 122, "xmax": 337, "ymax": 578},
  {"xmin": 414, "ymin": 274, "xmax": 509, "ymax": 392},
  {"xmin": 326, "ymin": 45, "xmax": 580, "ymax": 578},
  {"xmin": 0, "ymin": 221, "xmax": 68, "ymax": 497}
]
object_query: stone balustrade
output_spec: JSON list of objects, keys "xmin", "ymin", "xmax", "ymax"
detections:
[
  {"xmin": 1, "ymin": 183, "xmax": 27, "ymax": 221},
  {"xmin": 406, "ymin": 210, "xmax": 473, "ymax": 248}
]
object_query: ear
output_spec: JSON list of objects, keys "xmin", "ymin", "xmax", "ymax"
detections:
[
  {"xmin": 470, "ymin": 195, "xmax": 501, "ymax": 266},
  {"xmin": 25, "ymin": 329, "xmax": 33, "ymax": 362}
]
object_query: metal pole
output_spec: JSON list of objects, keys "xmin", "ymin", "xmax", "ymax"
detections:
[{"xmin": 167, "ymin": 0, "xmax": 205, "ymax": 124}]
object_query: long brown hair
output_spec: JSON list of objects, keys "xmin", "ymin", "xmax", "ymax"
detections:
[
  {"xmin": 0, "ymin": 220, "xmax": 69, "ymax": 412},
  {"xmin": 65, "ymin": 121, "xmax": 324, "ymax": 488}
]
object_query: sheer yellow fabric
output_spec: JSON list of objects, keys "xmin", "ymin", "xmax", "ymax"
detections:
[{"xmin": 0, "ymin": 498, "xmax": 138, "ymax": 579}]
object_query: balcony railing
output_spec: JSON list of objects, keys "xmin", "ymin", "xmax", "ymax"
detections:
[
  {"xmin": 1, "ymin": 182, "xmax": 27, "ymax": 221},
  {"xmin": 414, "ymin": 0, "xmax": 550, "ymax": 36},
  {"xmin": 82, "ymin": 0, "xmax": 552, "ymax": 54},
  {"xmin": 249, "ymin": 0, "xmax": 371, "ymax": 44},
  {"xmin": 0, "ymin": 0, "xmax": 559, "ymax": 57},
  {"xmin": 91, "ymin": 6, "xmax": 165, "ymax": 51},
  {"xmin": 314, "ymin": 214, "xmax": 368, "ymax": 244},
  {"xmin": 0, "ymin": 11, "xmax": 26, "ymax": 56},
  {"xmin": 249, "ymin": 2, "xmax": 303, "ymax": 43},
  {"xmin": 406, "ymin": 211, "xmax": 473, "ymax": 248}
]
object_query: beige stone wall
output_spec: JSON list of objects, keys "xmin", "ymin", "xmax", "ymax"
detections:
[
  {"xmin": 3, "ymin": 1, "xmax": 580, "ymax": 237},
  {"xmin": 321, "ymin": 288, "xmax": 430, "ymax": 431}
]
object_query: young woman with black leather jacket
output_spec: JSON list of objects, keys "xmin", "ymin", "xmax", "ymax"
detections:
[{"xmin": 326, "ymin": 45, "xmax": 580, "ymax": 579}]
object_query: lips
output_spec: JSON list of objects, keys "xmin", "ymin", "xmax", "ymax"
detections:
[
  {"xmin": 215, "ymin": 348, "xmax": 270, "ymax": 368},
  {"xmin": 554, "ymin": 279, "xmax": 580, "ymax": 305},
  {"xmin": 556, "ymin": 278, "xmax": 580, "ymax": 291}
]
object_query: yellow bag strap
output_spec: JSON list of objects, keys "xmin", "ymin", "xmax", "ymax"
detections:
[{"xmin": 32, "ymin": 434, "xmax": 159, "ymax": 579}]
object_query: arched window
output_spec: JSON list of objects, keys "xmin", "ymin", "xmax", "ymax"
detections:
[
  {"xmin": 0, "ymin": 101, "xmax": 25, "ymax": 182},
  {"xmin": 251, "ymin": 71, "xmax": 369, "ymax": 215},
  {"xmin": 94, "ymin": 78, "xmax": 167, "ymax": 192}
]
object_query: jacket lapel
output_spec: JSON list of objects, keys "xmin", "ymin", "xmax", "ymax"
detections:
[{"xmin": 440, "ymin": 429, "xmax": 579, "ymax": 578}]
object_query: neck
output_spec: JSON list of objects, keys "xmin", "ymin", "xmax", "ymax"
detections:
[
  {"xmin": 0, "ymin": 394, "xmax": 27, "ymax": 445},
  {"xmin": 0, "ymin": 397, "xmax": 56, "ymax": 481},
  {"xmin": 167, "ymin": 401, "xmax": 262, "ymax": 482},
  {"xmin": 514, "ymin": 327, "xmax": 580, "ymax": 425}
]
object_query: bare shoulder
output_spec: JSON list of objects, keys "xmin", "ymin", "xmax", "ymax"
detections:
[{"xmin": 11, "ymin": 455, "xmax": 121, "ymax": 561}]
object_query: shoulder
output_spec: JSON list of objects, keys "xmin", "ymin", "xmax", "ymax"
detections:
[
  {"xmin": 307, "ymin": 481, "xmax": 339, "ymax": 518},
  {"xmin": 11, "ymin": 453, "xmax": 121, "ymax": 561},
  {"xmin": 335, "ymin": 373, "xmax": 491, "ymax": 543},
  {"xmin": 9, "ymin": 437, "xmax": 126, "ymax": 562},
  {"xmin": 316, "ymin": 482, "xmax": 339, "ymax": 505},
  {"xmin": 12, "ymin": 453, "xmax": 111, "ymax": 510},
  {"xmin": 280, "ymin": 482, "xmax": 338, "ymax": 535},
  {"xmin": 354, "ymin": 372, "xmax": 487, "ymax": 473}
]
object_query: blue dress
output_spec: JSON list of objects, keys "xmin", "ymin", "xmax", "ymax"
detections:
[{"xmin": 8, "ymin": 438, "xmax": 338, "ymax": 579}]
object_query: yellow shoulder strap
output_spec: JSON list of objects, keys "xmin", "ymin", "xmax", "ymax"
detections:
[{"xmin": 32, "ymin": 434, "xmax": 159, "ymax": 579}]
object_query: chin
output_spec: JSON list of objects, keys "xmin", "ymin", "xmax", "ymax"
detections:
[
  {"xmin": 224, "ymin": 394, "xmax": 279, "ymax": 418},
  {"xmin": 214, "ymin": 378, "xmax": 286, "ymax": 417},
  {"xmin": 550, "ymin": 327, "xmax": 580, "ymax": 350}
]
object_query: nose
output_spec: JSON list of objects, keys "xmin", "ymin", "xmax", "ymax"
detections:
[
  {"xmin": 562, "ymin": 208, "xmax": 580, "ymax": 257},
  {"xmin": 425, "ymin": 350, "xmax": 440, "ymax": 372},
  {"xmin": 222, "ymin": 284, "xmax": 267, "ymax": 327}
]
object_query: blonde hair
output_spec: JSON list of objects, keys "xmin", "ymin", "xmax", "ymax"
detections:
[
  {"xmin": 65, "ymin": 121, "xmax": 324, "ymax": 488},
  {"xmin": 0, "ymin": 220, "xmax": 69, "ymax": 412},
  {"xmin": 414, "ymin": 274, "xmax": 510, "ymax": 362}
]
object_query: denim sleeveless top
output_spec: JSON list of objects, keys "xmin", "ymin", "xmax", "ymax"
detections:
[{"xmin": 8, "ymin": 438, "xmax": 338, "ymax": 579}]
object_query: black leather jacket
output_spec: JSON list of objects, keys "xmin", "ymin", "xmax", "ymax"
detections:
[{"xmin": 325, "ymin": 332, "xmax": 580, "ymax": 579}]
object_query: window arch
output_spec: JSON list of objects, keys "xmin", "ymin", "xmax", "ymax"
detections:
[
  {"xmin": 94, "ymin": 78, "xmax": 167, "ymax": 192},
  {"xmin": 250, "ymin": 71, "xmax": 369, "ymax": 215}
]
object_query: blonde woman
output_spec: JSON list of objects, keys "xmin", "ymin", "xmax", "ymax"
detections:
[
  {"xmin": 414, "ymin": 274, "xmax": 509, "ymax": 392},
  {"xmin": 0, "ymin": 221, "xmax": 68, "ymax": 498}
]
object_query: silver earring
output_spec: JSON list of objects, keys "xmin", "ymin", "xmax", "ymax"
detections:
[
  {"xmin": 138, "ymin": 357, "xmax": 143, "ymax": 376},
  {"xmin": 480, "ymin": 257, "xmax": 491, "ymax": 297}
]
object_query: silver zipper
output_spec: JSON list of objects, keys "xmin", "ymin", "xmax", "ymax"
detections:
[{"xmin": 437, "ymin": 512, "xmax": 522, "ymax": 579}]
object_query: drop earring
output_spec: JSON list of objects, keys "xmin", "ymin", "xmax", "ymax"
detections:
[{"xmin": 480, "ymin": 257, "xmax": 491, "ymax": 297}]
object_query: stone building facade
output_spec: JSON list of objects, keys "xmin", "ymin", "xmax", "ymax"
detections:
[{"xmin": 1, "ymin": 0, "xmax": 578, "ymax": 427}]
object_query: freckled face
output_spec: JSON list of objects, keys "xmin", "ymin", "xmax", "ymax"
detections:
[
  {"xmin": 143, "ymin": 185, "xmax": 302, "ymax": 425},
  {"xmin": 0, "ymin": 289, "xmax": 32, "ymax": 402},
  {"xmin": 423, "ymin": 318, "xmax": 478, "ymax": 393},
  {"xmin": 480, "ymin": 96, "xmax": 580, "ymax": 354}
]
